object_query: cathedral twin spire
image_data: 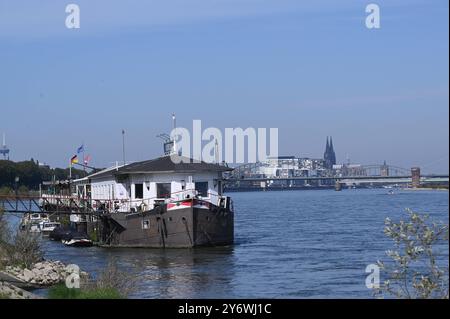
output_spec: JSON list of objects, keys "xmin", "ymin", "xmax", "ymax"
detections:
[{"xmin": 324, "ymin": 136, "xmax": 336, "ymax": 169}]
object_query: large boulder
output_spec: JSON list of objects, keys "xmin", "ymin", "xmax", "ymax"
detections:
[{"xmin": 22, "ymin": 269, "xmax": 33, "ymax": 282}]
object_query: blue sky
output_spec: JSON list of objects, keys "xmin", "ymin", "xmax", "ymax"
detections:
[{"xmin": 0, "ymin": 0, "xmax": 448, "ymax": 173}]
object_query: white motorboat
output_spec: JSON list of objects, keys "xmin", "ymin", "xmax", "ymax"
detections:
[{"xmin": 39, "ymin": 221, "xmax": 61, "ymax": 235}]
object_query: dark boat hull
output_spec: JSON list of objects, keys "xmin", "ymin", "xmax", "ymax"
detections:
[
  {"xmin": 98, "ymin": 205, "xmax": 234, "ymax": 248},
  {"xmin": 63, "ymin": 239, "xmax": 94, "ymax": 247}
]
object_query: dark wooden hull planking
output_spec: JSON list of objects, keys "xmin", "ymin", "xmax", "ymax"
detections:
[{"xmin": 97, "ymin": 204, "xmax": 234, "ymax": 248}]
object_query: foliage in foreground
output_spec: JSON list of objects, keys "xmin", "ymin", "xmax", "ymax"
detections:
[
  {"xmin": 48, "ymin": 284, "xmax": 123, "ymax": 299},
  {"xmin": 0, "ymin": 209, "xmax": 10, "ymax": 269},
  {"xmin": 8, "ymin": 231, "xmax": 43, "ymax": 269},
  {"xmin": 375, "ymin": 209, "xmax": 449, "ymax": 299},
  {"xmin": 0, "ymin": 210, "xmax": 43, "ymax": 269},
  {"xmin": 93, "ymin": 260, "xmax": 138, "ymax": 298},
  {"xmin": 48, "ymin": 260, "xmax": 137, "ymax": 299}
]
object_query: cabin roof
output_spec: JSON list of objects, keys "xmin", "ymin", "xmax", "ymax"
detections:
[
  {"xmin": 88, "ymin": 155, "xmax": 232, "ymax": 180},
  {"xmin": 72, "ymin": 165, "xmax": 125, "ymax": 183}
]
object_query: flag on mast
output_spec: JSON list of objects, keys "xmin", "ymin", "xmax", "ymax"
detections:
[
  {"xmin": 71, "ymin": 155, "xmax": 79, "ymax": 164},
  {"xmin": 84, "ymin": 154, "xmax": 91, "ymax": 165},
  {"xmin": 77, "ymin": 145, "xmax": 84, "ymax": 154}
]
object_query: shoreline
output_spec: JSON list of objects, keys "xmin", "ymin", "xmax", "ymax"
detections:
[{"xmin": 0, "ymin": 259, "xmax": 87, "ymax": 299}]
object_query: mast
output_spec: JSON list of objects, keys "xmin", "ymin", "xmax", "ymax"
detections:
[
  {"xmin": 82, "ymin": 140, "xmax": 86, "ymax": 172},
  {"xmin": 214, "ymin": 139, "xmax": 219, "ymax": 164},
  {"xmin": 172, "ymin": 113, "xmax": 177, "ymax": 155},
  {"xmin": 122, "ymin": 129, "xmax": 126, "ymax": 166}
]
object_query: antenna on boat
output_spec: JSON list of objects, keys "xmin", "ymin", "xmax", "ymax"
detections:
[
  {"xmin": 172, "ymin": 113, "xmax": 177, "ymax": 155},
  {"xmin": 157, "ymin": 114, "xmax": 179, "ymax": 156},
  {"xmin": 214, "ymin": 139, "xmax": 219, "ymax": 164},
  {"xmin": 122, "ymin": 129, "xmax": 126, "ymax": 166}
]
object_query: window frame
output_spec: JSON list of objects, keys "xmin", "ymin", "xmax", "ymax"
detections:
[
  {"xmin": 195, "ymin": 181, "xmax": 209, "ymax": 197},
  {"xmin": 156, "ymin": 183, "xmax": 172, "ymax": 198},
  {"xmin": 134, "ymin": 183, "xmax": 144, "ymax": 199}
]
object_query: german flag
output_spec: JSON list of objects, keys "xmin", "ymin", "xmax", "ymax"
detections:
[{"xmin": 71, "ymin": 155, "xmax": 78, "ymax": 164}]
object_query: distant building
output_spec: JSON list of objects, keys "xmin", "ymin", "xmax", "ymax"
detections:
[
  {"xmin": 323, "ymin": 136, "xmax": 336, "ymax": 169},
  {"xmin": 258, "ymin": 156, "xmax": 326, "ymax": 178},
  {"xmin": 380, "ymin": 161, "xmax": 389, "ymax": 177},
  {"xmin": 38, "ymin": 162, "xmax": 51, "ymax": 169},
  {"xmin": 0, "ymin": 133, "xmax": 10, "ymax": 160},
  {"xmin": 411, "ymin": 167, "xmax": 421, "ymax": 188},
  {"xmin": 333, "ymin": 164, "xmax": 366, "ymax": 177}
]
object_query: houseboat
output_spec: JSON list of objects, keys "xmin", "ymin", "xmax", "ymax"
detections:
[{"xmin": 72, "ymin": 154, "xmax": 234, "ymax": 248}]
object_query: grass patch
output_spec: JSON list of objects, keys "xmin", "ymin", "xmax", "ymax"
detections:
[
  {"xmin": 78, "ymin": 288, "xmax": 123, "ymax": 299},
  {"xmin": 0, "ymin": 293, "xmax": 11, "ymax": 299},
  {"xmin": 48, "ymin": 284, "xmax": 123, "ymax": 299}
]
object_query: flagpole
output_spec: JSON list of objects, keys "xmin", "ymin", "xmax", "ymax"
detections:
[
  {"xmin": 122, "ymin": 129, "xmax": 126, "ymax": 166},
  {"xmin": 82, "ymin": 141, "xmax": 86, "ymax": 172}
]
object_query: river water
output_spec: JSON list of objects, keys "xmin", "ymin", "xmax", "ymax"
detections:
[{"xmin": 5, "ymin": 189, "xmax": 449, "ymax": 298}]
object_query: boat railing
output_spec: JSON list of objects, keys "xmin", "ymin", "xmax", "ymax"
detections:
[
  {"xmin": 90, "ymin": 189, "xmax": 228, "ymax": 214},
  {"xmin": 32, "ymin": 189, "xmax": 230, "ymax": 214}
]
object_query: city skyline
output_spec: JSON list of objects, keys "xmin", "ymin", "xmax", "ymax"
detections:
[{"xmin": 0, "ymin": 1, "xmax": 448, "ymax": 173}]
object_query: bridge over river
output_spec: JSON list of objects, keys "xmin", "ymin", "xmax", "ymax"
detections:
[{"xmin": 225, "ymin": 162, "xmax": 449, "ymax": 189}]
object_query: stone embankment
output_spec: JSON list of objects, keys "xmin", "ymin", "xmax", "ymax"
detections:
[
  {"xmin": 0, "ymin": 260, "xmax": 88, "ymax": 299},
  {"xmin": 0, "ymin": 281, "xmax": 42, "ymax": 299}
]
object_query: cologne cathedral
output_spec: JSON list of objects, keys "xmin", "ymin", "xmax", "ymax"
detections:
[{"xmin": 324, "ymin": 136, "xmax": 336, "ymax": 170}]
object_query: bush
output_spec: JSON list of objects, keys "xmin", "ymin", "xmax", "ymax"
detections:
[
  {"xmin": 48, "ymin": 260, "xmax": 136, "ymax": 299},
  {"xmin": 7, "ymin": 230, "xmax": 43, "ymax": 269},
  {"xmin": 0, "ymin": 187, "xmax": 12, "ymax": 196},
  {"xmin": 0, "ymin": 210, "xmax": 11, "ymax": 269},
  {"xmin": 48, "ymin": 284, "xmax": 123, "ymax": 299},
  {"xmin": 375, "ymin": 209, "xmax": 449, "ymax": 299},
  {"xmin": 91, "ymin": 260, "xmax": 138, "ymax": 298},
  {"xmin": 17, "ymin": 186, "xmax": 29, "ymax": 195},
  {"xmin": 0, "ymin": 209, "xmax": 9, "ymax": 243},
  {"xmin": 79, "ymin": 288, "xmax": 123, "ymax": 299}
]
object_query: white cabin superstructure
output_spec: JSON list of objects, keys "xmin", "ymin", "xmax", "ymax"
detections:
[
  {"xmin": 74, "ymin": 155, "xmax": 230, "ymax": 214},
  {"xmin": 42, "ymin": 155, "xmax": 234, "ymax": 248}
]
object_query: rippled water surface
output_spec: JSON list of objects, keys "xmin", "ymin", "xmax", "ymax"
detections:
[{"xmin": 12, "ymin": 189, "xmax": 448, "ymax": 298}]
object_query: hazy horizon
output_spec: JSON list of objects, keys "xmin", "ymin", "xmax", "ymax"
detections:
[{"xmin": 0, "ymin": 0, "xmax": 448, "ymax": 173}]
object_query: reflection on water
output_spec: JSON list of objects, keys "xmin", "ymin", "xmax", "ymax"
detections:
[
  {"xmin": 39, "ymin": 241, "xmax": 237, "ymax": 299},
  {"xmin": 4, "ymin": 189, "xmax": 449, "ymax": 298}
]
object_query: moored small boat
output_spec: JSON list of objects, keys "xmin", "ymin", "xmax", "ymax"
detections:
[
  {"xmin": 62, "ymin": 237, "xmax": 93, "ymax": 247},
  {"xmin": 49, "ymin": 227, "xmax": 73, "ymax": 241},
  {"xmin": 40, "ymin": 222, "xmax": 61, "ymax": 235}
]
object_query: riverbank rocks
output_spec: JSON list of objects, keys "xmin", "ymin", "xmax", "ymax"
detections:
[
  {"xmin": 0, "ymin": 281, "xmax": 42, "ymax": 299},
  {"xmin": 4, "ymin": 260, "xmax": 88, "ymax": 287}
]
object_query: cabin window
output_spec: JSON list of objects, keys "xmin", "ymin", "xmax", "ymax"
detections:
[
  {"xmin": 195, "ymin": 182, "xmax": 208, "ymax": 197},
  {"xmin": 142, "ymin": 220, "xmax": 150, "ymax": 229},
  {"xmin": 156, "ymin": 183, "xmax": 171, "ymax": 198},
  {"xmin": 134, "ymin": 184, "xmax": 144, "ymax": 199}
]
